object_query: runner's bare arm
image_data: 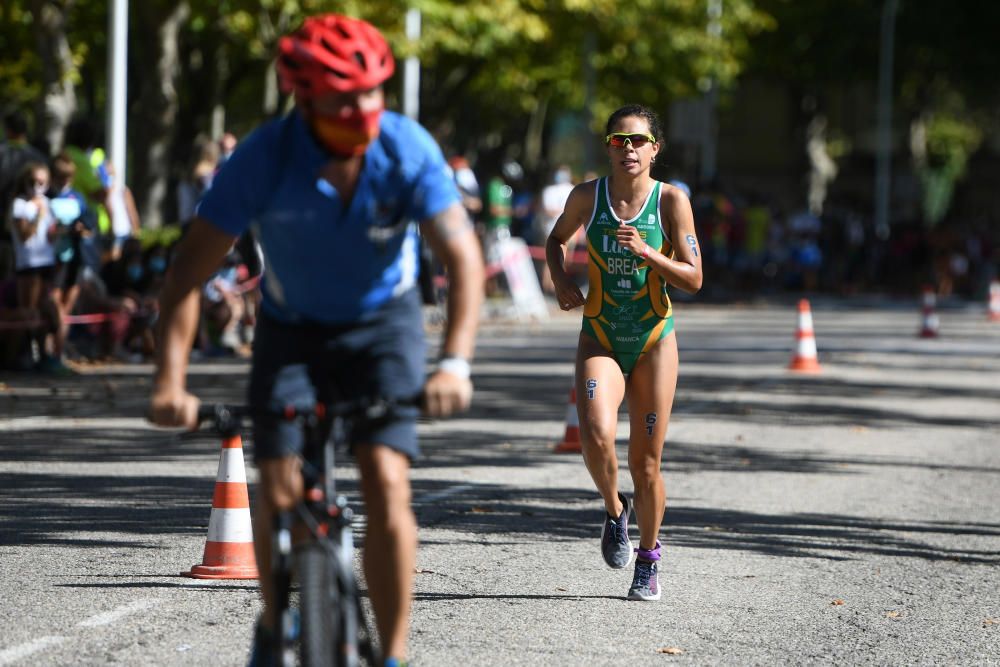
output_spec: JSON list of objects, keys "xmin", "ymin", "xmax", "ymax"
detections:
[
  {"xmin": 151, "ymin": 217, "xmax": 237, "ymax": 427},
  {"xmin": 545, "ymin": 182, "xmax": 594, "ymax": 309},
  {"xmin": 419, "ymin": 202, "xmax": 484, "ymax": 362},
  {"xmin": 643, "ymin": 185, "xmax": 703, "ymax": 294}
]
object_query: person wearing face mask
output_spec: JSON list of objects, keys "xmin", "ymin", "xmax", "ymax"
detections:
[
  {"xmin": 198, "ymin": 249, "xmax": 247, "ymax": 355},
  {"xmin": 101, "ymin": 238, "xmax": 152, "ymax": 304},
  {"xmin": 147, "ymin": 249, "xmax": 168, "ymax": 277},
  {"xmin": 148, "ymin": 14, "xmax": 484, "ymax": 667},
  {"xmin": 0, "ymin": 111, "xmax": 48, "ymax": 279},
  {"xmin": 49, "ymin": 153, "xmax": 99, "ymax": 336},
  {"xmin": 96, "ymin": 237, "xmax": 158, "ymax": 361},
  {"xmin": 99, "ymin": 160, "xmax": 142, "ymax": 261},
  {"xmin": 8, "ymin": 162, "xmax": 71, "ymax": 373}
]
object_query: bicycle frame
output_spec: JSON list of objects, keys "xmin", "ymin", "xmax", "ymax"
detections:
[
  {"xmin": 199, "ymin": 402, "xmax": 387, "ymax": 667},
  {"xmin": 274, "ymin": 407, "xmax": 378, "ymax": 667}
]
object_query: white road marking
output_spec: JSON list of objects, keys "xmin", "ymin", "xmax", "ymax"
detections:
[
  {"xmin": 0, "ymin": 636, "xmax": 67, "ymax": 666},
  {"xmin": 417, "ymin": 484, "xmax": 475, "ymax": 505},
  {"xmin": 0, "ymin": 417, "xmax": 156, "ymax": 432},
  {"xmin": 77, "ymin": 598, "xmax": 160, "ymax": 628}
]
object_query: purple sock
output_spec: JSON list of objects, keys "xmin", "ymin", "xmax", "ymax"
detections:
[{"xmin": 635, "ymin": 540, "xmax": 662, "ymax": 562}]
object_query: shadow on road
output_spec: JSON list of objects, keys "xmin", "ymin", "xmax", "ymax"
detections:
[
  {"xmin": 1, "ymin": 320, "xmax": 997, "ymax": 567},
  {"xmin": 0, "ymin": 468, "xmax": 215, "ymax": 547},
  {"xmin": 414, "ymin": 592, "xmax": 621, "ymax": 602},
  {"xmin": 406, "ymin": 471, "xmax": 1000, "ymax": 566}
]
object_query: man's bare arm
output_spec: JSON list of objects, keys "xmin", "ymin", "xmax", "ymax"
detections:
[
  {"xmin": 419, "ymin": 202, "xmax": 484, "ymax": 361},
  {"xmin": 151, "ymin": 218, "xmax": 236, "ymax": 426}
]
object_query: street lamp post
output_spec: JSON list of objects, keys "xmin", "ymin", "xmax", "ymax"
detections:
[
  {"xmin": 874, "ymin": 0, "xmax": 900, "ymax": 239},
  {"xmin": 404, "ymin": 8, "xmax": 421, "ymax": 121},
  {"xmin": 106, "ymin": 0, "xmax": 128, "ymax": 184}
]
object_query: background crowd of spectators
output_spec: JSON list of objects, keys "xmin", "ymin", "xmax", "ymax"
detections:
[
  {"xmin": 0, "ymin": 111, "xmax": 255, "ymax": 374},
  {"xmin": 4, "ymin": 105, "xmax": 996, "ymax": 375},
  {"xmin": 451, "ymin": 155, "xmax": 999, "ymax": 304}
]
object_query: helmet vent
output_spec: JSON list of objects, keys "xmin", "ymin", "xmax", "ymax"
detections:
[
  {"xmin": 325, "ymin": 66, "xmax": 347, "ymax": 80},
  {"xmin": 319, "ymin": 36, "xmax": 339, "ymax": 57},
  {"xmin": 276, "ymin": 14, "xmax": 394, "ymax": 98}
]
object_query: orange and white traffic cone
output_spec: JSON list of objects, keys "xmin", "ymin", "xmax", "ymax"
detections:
[
  {"xmin": 918, "ymin": 286, "xmax": 940, "ymax": 338},
  {"xmin": 987, "ymin": 280, "xmax": 1000, "ymax": 322},
  {"xmin": 788, "ymin": 299, "xmax": 822, "ymax": 373},
  {"xmin": 554, "ymin": 387, "xmax": 582, "ymax": 453},
  {"xmin": 184, "ymin": 434, "xmax": 258, "ymax": 579}
]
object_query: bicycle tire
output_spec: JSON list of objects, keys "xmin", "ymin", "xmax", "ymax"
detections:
[{"xmin": 298, "ymin": 543, "xmax": 340, "ymax": 667}]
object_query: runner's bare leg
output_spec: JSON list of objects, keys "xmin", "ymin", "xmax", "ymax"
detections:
[
  {"xmin": 576, "ymin": 334, "xmax": 627, "ymax": 517},
  {"xmin": 624, "ymin": 333, "xmax": 678, "ymax": 549}
]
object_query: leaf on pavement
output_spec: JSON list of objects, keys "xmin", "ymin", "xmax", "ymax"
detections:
[
  {"xmin": 831, "ymin": 599, "xmax": 845, "ymax": 606},
  {"xmin": 984, "ymin": 618, "xmax": 998, "ymax": 627},
  {"xmin": 886, "ymin": 611, "xmax": 901, "ymax": 618},
  {"xmin": 657, "ymin": 646, "xmax": 684, "ymax": 655}
]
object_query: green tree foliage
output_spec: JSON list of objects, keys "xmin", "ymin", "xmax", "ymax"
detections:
[
  {"xmin": 0, "ymin": 3, "xmax": 44, "ymax": 111},
  {"xmin": 402, "ymin": 0, "xmax": 772, "ymax": 157},
  {"xmin": 745, "ymin": 0, "xmax": 999, "ymax": 225},
  {"xmin": 2, "ymin": 0, "xmax": 769, "ymax": 222},
  {"xmin": 913, "ymin": 87, "xmax": 984, "ymax": 226}
]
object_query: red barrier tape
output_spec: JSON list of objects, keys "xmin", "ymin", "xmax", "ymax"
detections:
[
  {"xmin": 525, "ymin": 244, "xmax": 588, "ymax": 265},
  {"xmin": 1, "ymin": 244, "xmax": 574, "ymax": 323},
  {"xmin": 0, "ymin": 310, "xmax": 149, "ymax": 331},
  {"xmin": 431, "ymin": 242, "xmax": 586, "ymax": 288},
  {"xmin": 65, "ymin": 312, "xmax": 133, "ymax": 325},
  {"xmin": 0, "ymin": 276, "xmax": 264, "ymax": 332}
]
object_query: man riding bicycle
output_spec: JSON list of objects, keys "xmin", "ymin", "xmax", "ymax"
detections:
[{"xmin": 148, "ymin": 14, "xmax": 484, "ymax": 666}]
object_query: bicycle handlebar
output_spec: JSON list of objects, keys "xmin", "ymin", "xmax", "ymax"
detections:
[{"xmin": 196, "ymin": 395, "xmax": 423, "ymax": 435}]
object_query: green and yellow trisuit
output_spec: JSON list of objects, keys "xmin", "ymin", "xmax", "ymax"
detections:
[{"xmin": 581, "ymin": 177, "xmax": 675, "ymax": 375}]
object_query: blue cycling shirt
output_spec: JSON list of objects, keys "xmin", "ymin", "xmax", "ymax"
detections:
[{"xmin": 197, "ymin": 110, "xmax": 459, "ymax": 324}]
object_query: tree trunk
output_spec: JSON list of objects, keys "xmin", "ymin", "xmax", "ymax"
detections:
[
  {"xmin": 30, "ymin": 0, "xmax": 77, "ymax": 156},
  {"xmin": 806, "ymin": 114, "xmax": 836, "ymax": 216},
  {"xmin": 131, "ymin": 1, "xmax": 190, "ymax": 229},
  {"xmin": 523, "ymin": 95, "xmax": 548, "ymax": 174}
]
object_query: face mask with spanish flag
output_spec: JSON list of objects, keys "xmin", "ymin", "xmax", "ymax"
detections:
[{"xmin": 309, "ymin": 107, "xmax": 383, "ymax": 157}]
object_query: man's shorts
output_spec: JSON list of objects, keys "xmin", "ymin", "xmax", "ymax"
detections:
[{"xmin": 248, "ymin": 288, "xmax": 425, "ymax": 464}]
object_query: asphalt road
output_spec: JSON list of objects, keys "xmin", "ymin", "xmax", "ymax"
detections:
[{"xmin": 1, "ymin": 298, "xmax": 998, "ymax": 665}]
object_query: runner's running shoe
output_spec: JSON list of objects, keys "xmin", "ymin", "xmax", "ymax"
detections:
[
  {"xmin": 627, "ymin": 558, "xmax": 660, "ymax": 601},
  {"xmin": 600, "ymin": 492, "xmax": 633, "ymax": 569}
]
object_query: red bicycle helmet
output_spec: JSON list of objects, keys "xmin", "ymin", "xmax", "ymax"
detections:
[{"xmin": 276, "ymin": 14, "xmax": 395, "ymax": 99}]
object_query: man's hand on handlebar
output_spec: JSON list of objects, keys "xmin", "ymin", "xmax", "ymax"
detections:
[
  {"xmin": 149, "ymin": 386, "xmax": 201, "ymax": 431},
  {"xmin": 422, "ymin": 369, "xmax": 472, "ymax": 418}
]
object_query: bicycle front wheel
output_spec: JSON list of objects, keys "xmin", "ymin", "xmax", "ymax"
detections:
[{"xmin": 298, "ymin": 543, "xmax": 340, "ymax": 667}]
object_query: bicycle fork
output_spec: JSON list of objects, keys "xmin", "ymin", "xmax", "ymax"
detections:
[
  {"xmin": 334, "ymin": 499, "xmax": 362, "ymax": 667},
  {"xmin": 273, "ymin": 512, "xmax": 297, "ymax": 667}
]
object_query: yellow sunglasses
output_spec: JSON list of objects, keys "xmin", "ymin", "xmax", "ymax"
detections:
[{"xmin": 605, "ymin": 132, "xmax": 657, "ymax": 148}]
